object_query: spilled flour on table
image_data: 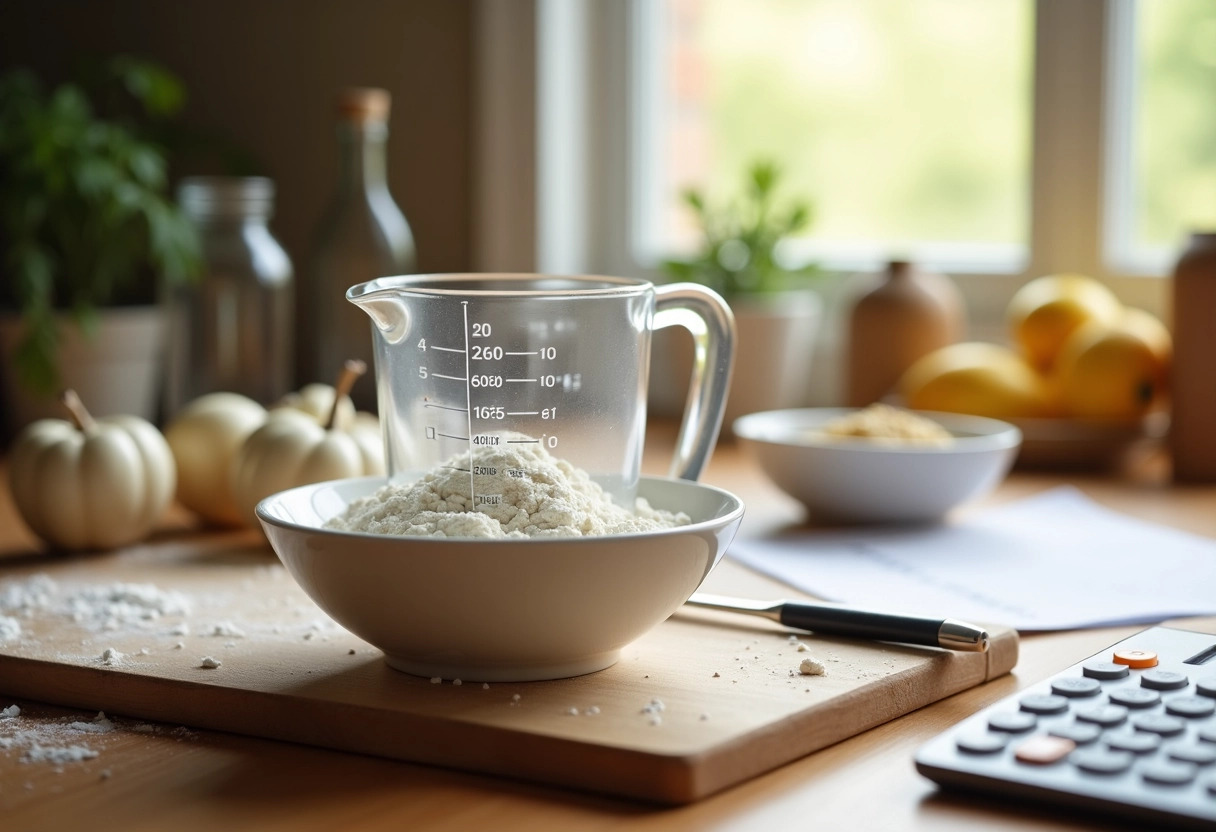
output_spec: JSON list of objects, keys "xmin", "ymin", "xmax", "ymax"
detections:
[{"xmin": 1, "ymin": 704, "xmax": 198, "ymax": 773}]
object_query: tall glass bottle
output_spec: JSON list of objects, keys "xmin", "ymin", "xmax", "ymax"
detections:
[
  {"xmin": 304, "ymin": 87, "xmax": 416, "ymax": 411},
  {"xmin": 166, "ymin": 176, "xmax": 294, "ymax": 415}
]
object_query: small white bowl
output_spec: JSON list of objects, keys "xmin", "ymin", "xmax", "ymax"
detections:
[
  {"xmin": 257, "ymin": 475, "xmax": 744, "ymax": 682},
  {"xmin": 733, "ymin": 408, "xmax": 1021, "ymax": 524}
]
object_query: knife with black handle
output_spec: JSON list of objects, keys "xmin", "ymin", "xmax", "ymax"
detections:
[{"xmin": 685, "ymin": 592, "xmax": 989, "ymax": 652}]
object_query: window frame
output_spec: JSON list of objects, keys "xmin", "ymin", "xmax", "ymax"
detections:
[{"xmin": 474, "ymin": 0, "xmax": 1169, "ymax": 360}]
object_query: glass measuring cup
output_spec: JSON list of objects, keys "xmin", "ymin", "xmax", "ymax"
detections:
[{"xmin": 347, "ymin": 274, "xmax": 734, "ymax": 508}]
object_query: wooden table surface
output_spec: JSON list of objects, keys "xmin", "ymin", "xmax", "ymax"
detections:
[{"xmin": 2, "ymin": 426, "xmax": 1214, "ymax": 832}]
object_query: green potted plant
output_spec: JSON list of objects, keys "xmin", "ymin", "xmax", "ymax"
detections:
[
  {"xmin": 0, "ymin": 57, "xmax": 199, "ymax": 435},
  {"xmin": 653, "ymin": 160, "xmax": 824, "ymax": 429}
]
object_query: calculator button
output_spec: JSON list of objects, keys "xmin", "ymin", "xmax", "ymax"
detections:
[
  {"xmin": 1107, "ymin": 732, "xmax": 1161, "ymax": 754},
  {"xmin": 1050, "ymin": 723, "xmax": 1102, "ymax": 745},
  {"xmin": 1141, "ymin": 670, "xmax": 1189, "ymax": 691},
  {"xmin": 1051, "ymin": 677, "xmax": 1102, "ymax": 698},
  {"xmin": 1082, "ymin": 661, "xmax": 1129, "ymax": 680},
  {"xmin": 1132, "ymin": 713, "xmax": 1187, "ymax": 737},
  {"xmin": 956, "ymin": 733, "xmax": 1008, "ymax": 754},
  {"xmin": 1169, "ymin": 744, "xmax": 1216, "ymax": 766},
  {"xmin": 1197, "ymin": 678, "xmax": 1216, "ymax": 699},
  {"xmin": 1109, "ymin": 687, "xmax": 1161, "ymax": 709},
  {"xmin": 988, "ymin": 712, "xmax": 1037, "ymax": 733},
  {"xmin": 1165, "ymin": 696, "xmax": 1216, "ymax": 719},
  {"xmin": 1014, "ymin": 735, "xmax": 1075, "ymax": 765},
  {"xmin": 1075, "ymin": 704, "xmax": 1128, "ymax": 727},
  {"xmin": 1141, "ymin": 761, "xmax": 1197, "ymax": 786},
  {"xmin": 1112, "ymin": 649, "xmax": 1158, "ymax": 668},
  {"xmin": 1072, "ymin": 747, "xmax": 1134, "ymax": 774},
  {"xmin": 1019, "ymin": 694, "xmax": 1069, "ymax": 715}
]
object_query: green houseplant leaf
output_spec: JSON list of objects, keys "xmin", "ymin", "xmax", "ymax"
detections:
[
  {"xmin": 661, "ymin": 160, "xmax": 820, "ymax": 299},
  {"xmin": 0, "ymin": 57, "xmax": 200, "ymax": 394}
]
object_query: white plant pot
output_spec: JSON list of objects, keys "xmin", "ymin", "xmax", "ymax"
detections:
[
  {"xmin": 0, "ymin": 306, "xmax": 165, "ymax": 438},
  {"xmin": 648, "ymin": 290, "xmax": 822, "ymax": 435}
]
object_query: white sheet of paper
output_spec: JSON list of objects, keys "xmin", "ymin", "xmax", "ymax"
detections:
[{"xmin": 726, "ymin": 486, "xmax": 1216, "ymax": 631}]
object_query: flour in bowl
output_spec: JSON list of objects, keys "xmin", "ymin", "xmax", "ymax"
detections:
[{"xmin": 326, "ymin": 443, "xmax": 689, "ymax": 539}]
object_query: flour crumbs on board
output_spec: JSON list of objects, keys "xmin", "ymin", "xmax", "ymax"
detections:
[{"xmin": 0, "ymin": 570, "xmax": 353, "ymax": 672}]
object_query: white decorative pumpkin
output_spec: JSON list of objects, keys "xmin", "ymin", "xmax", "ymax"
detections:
[
  {"xmin": 348, "ymin": 411, "xmax": 385, "ymax": 472},
  {"xmin": 9, "ymin": 391, "xmax": 175, "ymax": 550},
  {"xmin": 274, "ymin": 383, "xmax": 357, "ymax": 429},
  {"xmin": 231, "ymin": 361, "xmax": 383, "ymax": 528},
  {"xmin": 273, "ymin": 383, "xmax": 384, "ymax": 473},
  {"xmin": 231, "ymin": 409, "xmax": 382, "ymax": 528},
  {"xmin": 164, "ymin": 392, "xmax": 267, "ymax": 527}
]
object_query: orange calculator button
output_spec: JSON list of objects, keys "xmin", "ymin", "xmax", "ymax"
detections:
[{"xmin": 1113, "ymin": 649, "xmax": 1158, "ymax": 668}]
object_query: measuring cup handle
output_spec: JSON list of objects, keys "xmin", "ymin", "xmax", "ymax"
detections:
[{"xmin": 653, "ymin": 283, "xmax": 736, "ymax": 481}]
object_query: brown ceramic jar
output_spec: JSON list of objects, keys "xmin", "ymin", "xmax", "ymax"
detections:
[
  {"xmin": 1169, "ymin": 232, "xmax": 1216, "ymax": 482},
  {"xmin": 846, "ymin": 260, "xmax": 964, "ymax": 407}
]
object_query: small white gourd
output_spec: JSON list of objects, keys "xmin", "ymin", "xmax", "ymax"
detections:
[
  {"xmin": 231, "ymin": 361, "xmax": 382, "ymax": 528},
  {"xmin": 273, "ymin": 381, "xmax": 384, "ymax": 474},
  {"xmin": 8, "ymin": 390, "xmax": 176, "ymax": 550},
  {"xmin": 274, "ymin": 383, "xmax": 357, "ymax": 428},
  {"xmin": 164, "ymin": 392, "xmax": 267, "ymax": 527}
]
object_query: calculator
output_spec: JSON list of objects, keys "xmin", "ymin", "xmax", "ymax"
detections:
[{"xmin": 915, "ymin": 626, "xmax": 1216, "ymax": 830}]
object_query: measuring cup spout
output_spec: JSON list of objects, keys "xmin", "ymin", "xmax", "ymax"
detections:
[{"xmin": 347, "ymin": 281, "xmax": 410, "ymax": 344}]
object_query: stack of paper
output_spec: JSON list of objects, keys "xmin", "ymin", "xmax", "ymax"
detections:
[{"xmin": 726, "ymin": 487, "xmax": 1216, "ymax": 631}]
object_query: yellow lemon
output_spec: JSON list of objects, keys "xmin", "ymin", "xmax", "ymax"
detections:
[
  {"xmin": 1053, "ymin": 308, "xmax": 1171, "ymax": 422},
  {"xmin": 899, "ymin": 342, "xmax": 1055, "ymax": 420},
  {"xmin": 1122, "ymin": 307, "xmax": 1172, "ymax": 367},
  {"xmin": 1007, "ymin": 274, "xmax": 1123, "ymax": 372}
]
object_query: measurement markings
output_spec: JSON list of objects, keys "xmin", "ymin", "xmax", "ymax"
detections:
[
  {"xmin": 425, "ymin": 403, "xmax": 468, "ymax": 413},
  {"xmin": 506, "ymin": 438, "xmax": 540, "ymax": 444},
  {"xmin": 442, "ymin": 466, "xmax": 471, "ymax": 473},
  {"xmin": 437, "ymin": 432, "xmax": 469, "ymax": 441},
  {"xmin": 506, "ymin": 411, "xmax": 539, "ymax": 416},
  {"xmin": 505, "ymin": 351, "xmax": 538, "ymax": 356},
  {"xmin": 430, "ymin": 345, "xmax": 466, "ymax": 353},
  {"xmin": 462, "ymin": 301, "xmax": 475, "ymax": 505},
  {"xmin": 432, "ymin": 373, "xmax": 467, "ymax": 381},
  {"xmin": 506, "ymin": 378, "xmax": 537, "ymax": 383}
]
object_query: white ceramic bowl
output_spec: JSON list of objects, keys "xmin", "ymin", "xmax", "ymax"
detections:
[
  {"xmin": 733, "ymin": 408, "xmax": 1021, "ymax": 524},
  {"xmin": 257, "ymin": 475, "xmax": 744, "ymax": 682}
]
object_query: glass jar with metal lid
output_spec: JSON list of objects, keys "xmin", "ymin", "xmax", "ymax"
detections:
[{"xmin": 164, "ymin": 176, "xmax": 294, "ymax": 414}]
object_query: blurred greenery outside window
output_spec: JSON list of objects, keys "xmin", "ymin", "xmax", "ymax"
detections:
[
  {"xmin": 633, "ymin": 0, "xmax": 1216, "ymax": 280},
  {"xmin": 646, "ymin": 0, "xmax": 1032, "ymax": 273},
  {"xmin": 503, "ymin": 0, "xmax": 1216, "ymax": 340},
  {"xmin": 1109, "ymin": 0, "xmax": 1216, "ymax": 271}
]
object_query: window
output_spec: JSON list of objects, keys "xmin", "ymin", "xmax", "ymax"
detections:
[
  {"xmin": 475, "ymin": 1, "xmax": 1215, "ymax": 366},
  {"xmin": 641, "ymin": 0, "xmax": 1033, "ymax": 274},
  {"xmin": 1107, "ymin": 0, "xmax": 1216, "ymax": 272}
]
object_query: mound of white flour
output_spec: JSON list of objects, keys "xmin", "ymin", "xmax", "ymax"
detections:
[{"xmin": 326, "ymin": 443, "xmax": 689, "ymax": 539}]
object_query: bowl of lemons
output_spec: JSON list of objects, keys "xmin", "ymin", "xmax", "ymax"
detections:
[{"xmin": 897, "ymin": 273, "xmax": 1170, "ymax": 468}]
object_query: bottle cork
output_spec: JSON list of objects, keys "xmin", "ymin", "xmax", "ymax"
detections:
[{"xmin": 337, "ymin": 87, "xmax": 391, "ymax": 123}]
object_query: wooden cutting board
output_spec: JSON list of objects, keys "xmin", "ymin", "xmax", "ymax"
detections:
[{"xmin": 0, "ymin": 532, "xmax": 1017, "ymax": 805}]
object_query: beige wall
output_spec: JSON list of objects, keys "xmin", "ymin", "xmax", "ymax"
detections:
[{"xmin": 0, "ymin": 0, "xmax": 474, "ymax": 277}]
